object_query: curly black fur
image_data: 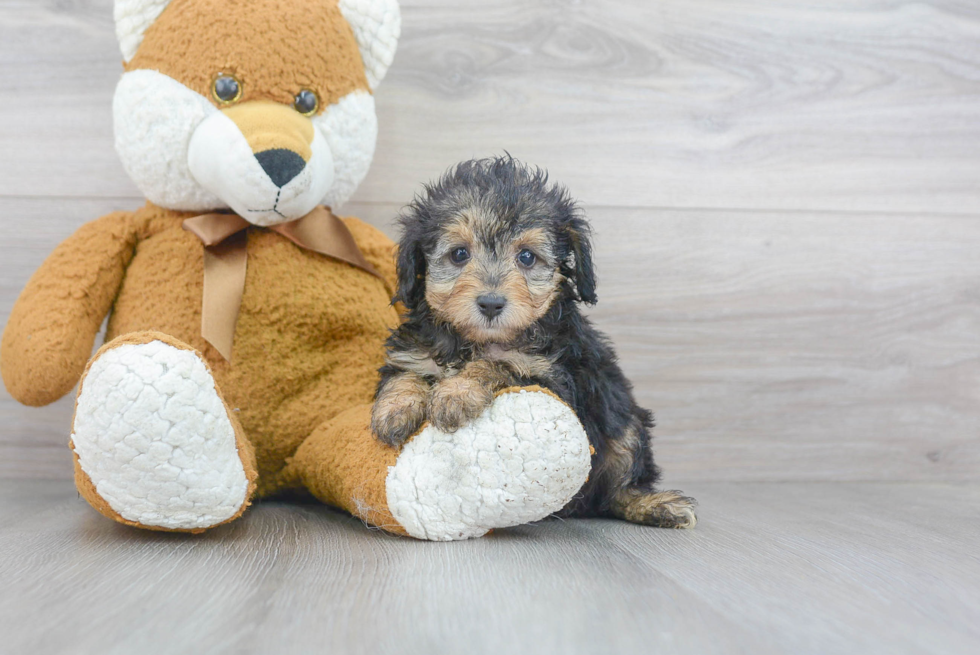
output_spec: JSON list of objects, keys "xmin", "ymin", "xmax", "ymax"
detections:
[{"xmin": 376, "ymin": 156, "xmax": 696, "ymax": 526}]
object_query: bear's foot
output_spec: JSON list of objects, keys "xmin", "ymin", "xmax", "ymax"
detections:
[
  {"xmin": 385, "ymin": 387, "xmax": 592, "ymax": 541},
  {"xmin": 70, "ymin": 333, "xmax": 256, "ymax": 532}
]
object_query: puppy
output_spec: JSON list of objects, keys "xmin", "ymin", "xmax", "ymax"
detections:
[{"xmin": 372, "ymin": 157, "xmax": 697, "ymax": 529}]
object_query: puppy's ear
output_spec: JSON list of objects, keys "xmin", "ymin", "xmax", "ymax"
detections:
[
  {"xmin": 566, "ymin": 215, "xmax": 598, "ymax": 305},
  {"xmin": 395, "ymin": 237, "xmax": 427, "ymax": 309}
]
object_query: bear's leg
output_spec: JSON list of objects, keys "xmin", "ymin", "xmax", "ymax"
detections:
[
  {"xmin": 70, "ymin": 331, "xmax": 257, "ymax": 533},
  {"xmin": 289, "ymin": 387, "xmax": 593, "ymax": 541}
]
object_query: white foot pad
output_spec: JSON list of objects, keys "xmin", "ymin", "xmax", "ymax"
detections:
[
  {"xmin": 386, "ymin": 389, "xmax": 592, "ymax": 541},
  {"xmin": 72, "ymin": 341, "xmax": 249, "ymax": 530}
]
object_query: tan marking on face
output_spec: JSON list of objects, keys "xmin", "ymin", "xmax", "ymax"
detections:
[
  {"xmin": 425, "ymin": 221, "xmax": 563, "ymax": 343},
  {"xmin": 516, "ymin": 267, "xmax": 563, "ymax": 321},
  {"xmin": 505, "ymin": 228, "xmax": 561, "ymax": 328},
  {"xmin": 423, "ymin": 277, "xmax": 453, "ymax": 313},
  {"xmin": 127, "ymin": 0, "xmax": 370, "ymax": 111},
  {"xmin": 426, "ymin": 267, "xmax": 484, "ymax": 336},
  {"xmin": 513, "ymin": 228, "xmax": 552, "ymax": 257},
  {"xmin": 222, "ymin": 101, "xmax": 315, "ymax": 161},
  {"xmin": 439, "ymin": 220, "xmax": 478, "ymax": 255},
  {"xmin": 424, "ymin": 217, "xmax": 477, "ymax": 310}
]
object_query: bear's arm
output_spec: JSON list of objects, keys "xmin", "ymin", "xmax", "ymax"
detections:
[
  {"xmin": 339, "ymin": 216, "xmax": 398, "ymax": 296},
  {"xmin": 0, "ymin": 211, "xmax": 140, "ymax": 407}
]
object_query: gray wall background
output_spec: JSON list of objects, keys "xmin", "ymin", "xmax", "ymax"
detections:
[{"xmin": 2, "ymin": 0, "xmax": 978, "ymax": 483}]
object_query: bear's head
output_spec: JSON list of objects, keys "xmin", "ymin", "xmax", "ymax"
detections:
[{"xmin": 113, "ymin": 0, "xmax": 400, "ymax": 225}]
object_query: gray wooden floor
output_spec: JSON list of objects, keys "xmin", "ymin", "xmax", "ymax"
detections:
[
  {"xmin": 3, "ymin": 479, "xmax": 978, "ymax": 655},
  {"xmin": 2, "ymin": 1, "xmax": 980, "ymax": 653}
]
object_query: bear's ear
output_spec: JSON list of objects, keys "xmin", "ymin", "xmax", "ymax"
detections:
[
  {"xmin": 114, "ymin": 0, "xmax": 173, "ymax": 63},
  {"xmin": 114, "ymin": 1, "xmax": 400, "ymax": 88},
  {"xmin": 338, "ymin": 0, "xmax": 401, "ymax": 89}
]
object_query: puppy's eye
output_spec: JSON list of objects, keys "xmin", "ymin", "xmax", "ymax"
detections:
[
  {"xmin": 517, "ymin": 249, "xmax": 537, "ymax": 268},
  {"xmin": 450, "ymin": 247, "xmax": 470, "ymax": 265},
  {"xmin": 294, "ymin": 89, "xmax": 319, "ymax": 116},
  {"xmin": 212, "ymin": 75, "xmax": 242, "ymax": 105}
]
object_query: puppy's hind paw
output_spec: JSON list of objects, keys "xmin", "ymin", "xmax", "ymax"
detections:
[{"xmin": 614, "ymin": 489, "xmax": 698, "ymax": 529}]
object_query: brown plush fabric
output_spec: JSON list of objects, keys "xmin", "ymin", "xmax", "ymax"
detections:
[
  {"xmin": 69, "ymin": 330, "xmax": 259, "ymax": 533},
  {"xmin": 223, "ymin": 101, "xmax": 315, "ymax": 160},
  {"xmin": 0, "ymin": 0, "xmax": 418, "ymax": 534},
  {"xmin": 286, "ymin": 385, "xmax": 574, "ymax": 539},
  {"xmin": 497, "ymin": 384, "xmax": 559, "ymax": 402},
  {"xmin": 128, "ymin": 0, "xmax": 370, "ymax": 111},
  {"xmin": 289, "ymin": 404, "xmax": 408, "ymax": 536},
  {"xmin": 0, "ymin": 212, "xmax": 140, "ymax": 406},
  {"xmin": 0, "ymin": 205, "xmax": 578, "ymax": 536},
  {"xmin": 1, "ymin": 204, "xmax": 400, "ymax": 500}
]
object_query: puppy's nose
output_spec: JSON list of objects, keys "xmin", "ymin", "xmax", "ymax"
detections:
[
  {"xmin": 477, "ymin": 294, "xmax": 507, "ymax": 319},
  {"xmin": 255, "ymin": 148, "xmax": 306, "ymax": 188}
]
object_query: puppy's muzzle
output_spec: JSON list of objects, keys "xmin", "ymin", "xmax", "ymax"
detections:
[{"xmin": 477, "ymin": 293, "xmax": 507, "ymax": 319}]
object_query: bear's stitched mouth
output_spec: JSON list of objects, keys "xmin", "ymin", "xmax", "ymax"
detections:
[{"xmin": 245, "ymin": 189, "xmax": 288, "ymax": 220}]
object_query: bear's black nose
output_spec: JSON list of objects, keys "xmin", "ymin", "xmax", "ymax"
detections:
[
  {"xmin": 477, "ymin": 294, "xmax": 507, "ymax": 319},
  {"xmin": 254, "ymin": 149, "xmax": 306, "ymax": 188}
]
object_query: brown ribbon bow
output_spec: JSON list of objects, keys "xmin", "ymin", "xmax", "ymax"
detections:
[{"xmin": 182, "ymin": 206, "xmax": 381, "ymax": 362}]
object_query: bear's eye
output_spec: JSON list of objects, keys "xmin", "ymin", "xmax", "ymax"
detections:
[
  {"xmin": 212, "ymin": 75, "xmax": 242, "ymax": 105},
  {"xmin": 294, "ymin": 90, "xmax": 319, "ymax": 116},
  {"xmin": 517, "ymin": 249, "xmax": 537, "ymax": 268},
  {"xmin": 450, "ymin": 247, "xmax": 470, "ymax": 265}
]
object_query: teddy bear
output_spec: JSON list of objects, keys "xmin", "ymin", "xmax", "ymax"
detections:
[{"xmin": 0, "ymin": 0, "xmax": 592, "ymax": 541}]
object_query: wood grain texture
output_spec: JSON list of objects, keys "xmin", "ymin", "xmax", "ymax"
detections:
[
  {"xmin": 3, "ymin": 197, "xmax": 978, "ymax": 482},
  {"xmin": 3, "ymin": 3, "xmax": 979, "ymax": 652},
  {"xmin": 2, "ymin": 1, "xmax": 980, "ymax": 212},
  {"xmin": 595, "ymin": 207, "xmax": 980, "ymax": 482},
  {"xmin": 1, "ymin": 479, "xmax": 978, "ymax": 654}
]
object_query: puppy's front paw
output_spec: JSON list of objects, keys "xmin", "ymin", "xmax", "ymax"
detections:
[
  {"xmin": 372, "ymin": 379, "xmax": 428, "ymax": 447},
  {"xmin": 372, "ymin": 398, "xmax": 426, "ymax": 447},
  {"xmin": 427, "ymin": 375, "xmax": 494, "ymax": 433}
]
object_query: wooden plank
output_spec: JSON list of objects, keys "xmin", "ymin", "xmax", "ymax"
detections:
[
  {"xmin": 2, "ymin": 1, "xmax": 980, "ymax": 212},
  {"xmin": 2, "ymin": 196, "xmax": 978, "ymax": 482},
  {"xmin": 0, "ymin": 1, "xmax": 134, "ymax": 196},
  {"xmin": 1, "ymin": 479, "xmax": 977, "ymax": 654},
  {"xmin": 0, "ymin": 197, "xmax": 133, "ymax": 478},
  {"xmin": 594, "ymin": 206, "xmax": 980, "ymax": 483}
]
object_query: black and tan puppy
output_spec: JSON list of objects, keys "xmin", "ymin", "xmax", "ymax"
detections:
[{"xmin": 372, "ymin": 157, "xmax": 696, "ymax": 529}]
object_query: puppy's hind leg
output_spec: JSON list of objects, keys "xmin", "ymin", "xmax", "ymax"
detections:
[
  {"xmin": 611, "ymin": 488, "xmax": 698, "ymax": 529},
  {"xmin": 602, "ymin": 418, "xmax": 698, "ymax": 529}
]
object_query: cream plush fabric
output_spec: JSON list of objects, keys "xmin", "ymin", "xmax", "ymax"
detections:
[
  {"xmin": 72, "ymin": 340, "xmax": 250, "ymax": 530},
  {"xmin": 387, "ymin": 390, "xmax": 592, "ymax": 541}
]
